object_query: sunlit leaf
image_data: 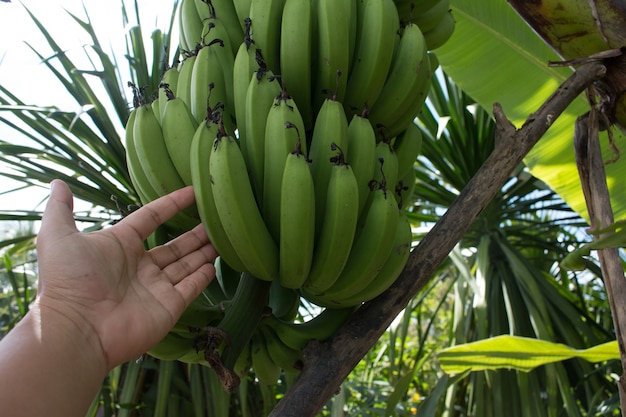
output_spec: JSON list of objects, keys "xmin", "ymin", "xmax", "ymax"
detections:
[
  {"xmin": 437, "ymin": 0, "xmax": 626, "ymax": 223},
  {"xmin": 438, "ymin": 335, "xmax": 618, "ymax": 374}
]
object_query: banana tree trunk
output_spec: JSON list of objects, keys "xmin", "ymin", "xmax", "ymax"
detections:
[{"xmin": 269, "ymin": 62, "xmax": 607, "ymax": 417}]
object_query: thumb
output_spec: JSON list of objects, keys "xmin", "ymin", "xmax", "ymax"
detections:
[{"xmin": 39, "ymin": 180, "xmax": 79, "ymax": 238}]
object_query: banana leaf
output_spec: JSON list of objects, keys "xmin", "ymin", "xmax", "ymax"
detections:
[
  {"xmin": 438, "ymin": 335, "xmax": 619, "ymax": 374},
  {"xmin": 436, "ymin": 0, "xmax": 626, "ymax": 224}
]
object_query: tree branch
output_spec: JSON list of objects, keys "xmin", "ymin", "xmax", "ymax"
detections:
[{"xmin": 269, "ymin": 62, "xmax": 607, "ymax": 417}]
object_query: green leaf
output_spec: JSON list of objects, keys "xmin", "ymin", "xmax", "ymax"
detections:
[
  {"xmin": 438, "ymin": 335, "xmax": 619, "ymax": 374},
  {"xmin": 437, "ymin": 0, "xmax": 626, "ymax": 223}
]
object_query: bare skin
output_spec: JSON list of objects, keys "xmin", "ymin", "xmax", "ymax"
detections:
[{"xmin": 0, "ymin": 180, "xmax": 217, "ymax": 417}]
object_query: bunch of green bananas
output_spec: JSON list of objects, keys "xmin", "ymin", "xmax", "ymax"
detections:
[{"xmin": 124, "ymin": 0, "xmax": 454, "ymax": 389}]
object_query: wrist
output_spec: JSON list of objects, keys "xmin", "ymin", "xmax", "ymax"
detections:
[{"xmin": 34, "ymin": 296, "xmax": 109, "ymax": 375}]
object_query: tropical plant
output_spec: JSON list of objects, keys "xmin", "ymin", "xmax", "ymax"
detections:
[{"xmin": 0, "ymin": 1, "xmax": 621, "ymax": 416}]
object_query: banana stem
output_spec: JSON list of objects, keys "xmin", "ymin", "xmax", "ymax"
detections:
[
  {"xmin": 200, "ymin": 272, "xmax": 271, "ymax": 393},
  {"xmin": 268, "ymin": 62, "xmax": 608, "ymax": 417}
]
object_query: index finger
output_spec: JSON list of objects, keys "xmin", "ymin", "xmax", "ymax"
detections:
[{"xmin": 122, "ymin": 186, "xmax": 197, "ymax": 240}]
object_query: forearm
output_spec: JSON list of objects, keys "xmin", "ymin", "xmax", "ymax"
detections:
[{"xmin": 0, "ymin": 301, "xmax": 108, "ymax": 417}]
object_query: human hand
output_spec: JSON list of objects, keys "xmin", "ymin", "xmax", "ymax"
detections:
[{"xmin": 35, "ymin": 180, "xmax": 216, "ymax": 370}]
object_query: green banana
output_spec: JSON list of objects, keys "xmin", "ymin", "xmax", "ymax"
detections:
[
  {"xmin": 242, "ymin": 65, "xmax": 282, "ymax": 203},
  {"xmin": 157, "ymin": 66, "xmax": 179, "ymax": 124},
  {"xmin": 148, "ymin": 331, "xmax": 197, "ymax": 361},
  {"xmin": 190, "ymin": 120, "xmax": 249, "ymax": 273},
  {"xmin": 368, "ymin": 22, "xmax": 428, "ymax": 132},
  {"xmin": 393, "ymin": 122, "xmax": 423, "ymax": 180},
  {"xmin": 381, "ymin": 51, "xmax": 437, "ymax": 140},
  {"xmin": 199, "ymin": 14, "xmax": 236, "ymax": 114},
  {"xmin": 308, "ymin": 185, "xmax": 399, "ymax": 305},
  {"xmin": 277, "ymin": 128, "xmax": 315, "ymax": 289},
  {"xmin": 337, "ymin": 210, "xmax": 413, "ymax": 305},
  {"xmin": 248, "ymin": 0, "xmax": 285, "ymax": 75},
  {"xmin": 232, "ymin": 0, "xmax": 252, "ymax": 31},
  {"xmin": 312, "ymin": 0, "xmax": 351, "ymax": 109},
  {"xmin": 394, "ymin": 0, "xmax": 441, "ymax": 23},
  {"xmin": 210, "ymin": 131, "xmax": 279, "ymax": 281},
  {"xmin": 176, "ymin": 53, "xmax": 197, "ymax": 109},
  {"xmin": 343, "ymin": 0, "xmax": 399, "ymax": 115},
  {"xmin": 367, "ymin": 138, "xmax": 399, "ymax": 209},
  {"xmin": 195, "ymin": 0, "xmax": 244, "ymax": 55},
  {"xmin": 346, "ymin": 112, "xmax": 377, "ymax": 218},
  {"xmin": 161, "ymin": 87, "xmax": 198, "ymax": 186},
  {"xmin": 259, "ymin": 324, "xmax": 303, "ymax": 375},
  {"xmin": 423, "ymin": 9, "xmax": 455, "ymax": 50},
  {"xmin": 396, "ymin": 168, "xmax": 417, "ymax": 210},
  {"xmin": 180, "ymin": 0, "xmax": 204, "ymax": 50},
  {"xmin": 250, "ymin": 331, "xmax": 281, "ymax": 385},
  {"xmin": 133, "ymin": 104, "xmax": 187, "ymax": 196},
  {"xmin": 125, "ymin": 107, "xmax": 199, "ymax": 231},
  {"xmin": 232, "ymin": 22, "xmax": 257, "ymax": 151},
  {"xmin": 308, "ymin": 97, "xmax": 349, "ymax": 238},
  {"xmin": 279, "ymin": 0, "xmax": 314, "ymax": 131},
  {"xmin": 303, "ymin": 148, "xmax": 359, "ymax": 293},
  {"xmin": 268, "ymin": 278, "xmax": 301, "ymax": 321},
  {"xmin": 214, "ymin": 256, "xmax": 242, "ymax": 300},
  {"xmin": 413, "ymin": 0, "xmax": 450, "ymax": 33},
  {"xmin": 263, "ymin": 92, "xmax": 306, "ymax": 242},
  {"xmin": 190, "ymin": 40, "xmax": 229, "ymax": 126},
  {"xmin": 262, "ymin": 306, "xmax": 355, "ymax": 351}
]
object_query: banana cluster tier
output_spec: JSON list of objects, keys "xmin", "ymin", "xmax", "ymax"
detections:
[{"xmin": 125, "ymin": 0, "xmax": 454, "ymax": 389}]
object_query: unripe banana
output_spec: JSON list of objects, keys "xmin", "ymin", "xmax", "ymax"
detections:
[
  {"xmin": 343, "ymin": 0, "xmax": 399, "ymax": 116},
  {"xmin": 306, "ymin": 184, "xmax": 399, "ymax": 305},
  {"xmin": 313, "ymin": 0, "xmax": 351, "ymax": 109},
  {"xmin": 133, "ymin": 104, "xmax": 187, "ymax": 196},
  {"xmin": 303, "ymin": 148, "xmax": 359, "ymax": 293},
  {"xmin": 262, "ymin": 306, "xmax": 355, "ymax": 351},
  {"xmin": 279, "ymin": 0, "xmax": 314, "ymax": 131},
  {"xmin": 132, "ymin": 105, "xmax": 200, "ymax": 230},
  {"xmin": 248, "ymin": 0, "xmax": 285, "ymax": 75},
  {"xmin": 232, "ymin": 0, "xmax": 252, "ymax": 31},
  {"xmin": 308, "ymin": 97, "xmax": 349, "ymax": 238},
  {"xmin": 394, "ymin": 168, "xmax": 417, "ymax": 211},
  {"xmin": 382, "ymin": 51, "xmax": 437, "ymax": 139},
  {"xmin": 189, "ymin": 120, "xmax": 249, "ymax": 273},
  {"xmin": 368, "ymin": 22, "xmax": 428, "ymax": 132},
  {"xmin": 337, "ymin": 210, "xmax": 412, "ymax": 305},
  {"xmin": 179, "ymin": 0, "xmax": 204, "ymax": 50},
  {"xmin": 423, "ymin": 10, "xmax": 455, "ymax": 51},
  {"xmin": 215, "ymin": 255, "xmax": 243, "ymax": 299},
  {"xmin": 394, "ymin": 0, "xmax": 441, "ymax": 23},
  {"xmin": 233, "ymin": 23, "xmax": 257, "ymax": 150},
  {"xmin": 210, "ymin": 131, "xmax": 278, "ymax": 281},
  {"xmin": 157, "ymin": 67, "xmax": 179, "ymax": 124},
  {"xmin": 413, "ymin": 0, "xmax": 450, "ymax": 33},
  {"xmin": 263, "ymin": 93, "xmax": 306, "ymax": 241},
  {"xmin": 259, "ymin": 324, "xmax": 303, "ymax": 375},
  {"xmin": 268, "ymin": 278, "xmax": 301, "ymax": 321},
  {"xmin": 242, "ymin": 66, "xmax": 281, "ymax": 203},
  {"xmin": 161, "ymin": 87, "xmax": 199, "ymax": 185},
  {"xmin": 200, "ymin": 19, "xmax": 236, "ymax": 116},
  {"xmin": 346, "ymin": 112, "xmax": 377, "ymax": 218},
  {"xmin": 372, "ymin": 138, "xmax": 399, "ymax": 199},
  {"xmin": 126, "ymin": 108, "xmax": 199, "ymax": 231},
  {"xmin": 393, "ymin": 122, "xmax": 423, "ymax": 180},
  {"xmin": 278, "ymin": 130, "xmax": 315, "ymax": 289},
  {"xmin": 176, "ymin": 54, "xmax": 197, "ymax": 109},
  {"xmin": 250, "ymin": 332, "xmax": 281, "ymax": 385},
  {"xmin": 190, "ymin": 40, "xmax": 229, "ymax": 126},
  {"xmin": 195, "ymin": 0, "xmax": 244, "ymax": 55}
]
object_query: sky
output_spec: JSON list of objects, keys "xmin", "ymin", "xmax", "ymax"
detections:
[{"xmin": 0, "ymin": 0, "xmax": 175, "ymax": 214}]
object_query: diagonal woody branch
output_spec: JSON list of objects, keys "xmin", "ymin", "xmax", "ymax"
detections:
[{"xmin": 269, "ymin": 62, "xmax": 608, "ymax": 417}]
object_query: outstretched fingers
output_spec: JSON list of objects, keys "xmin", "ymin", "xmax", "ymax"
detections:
[{"xmin": 121, "ymin": 186, "xmax": 196, "ymax": 242}]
